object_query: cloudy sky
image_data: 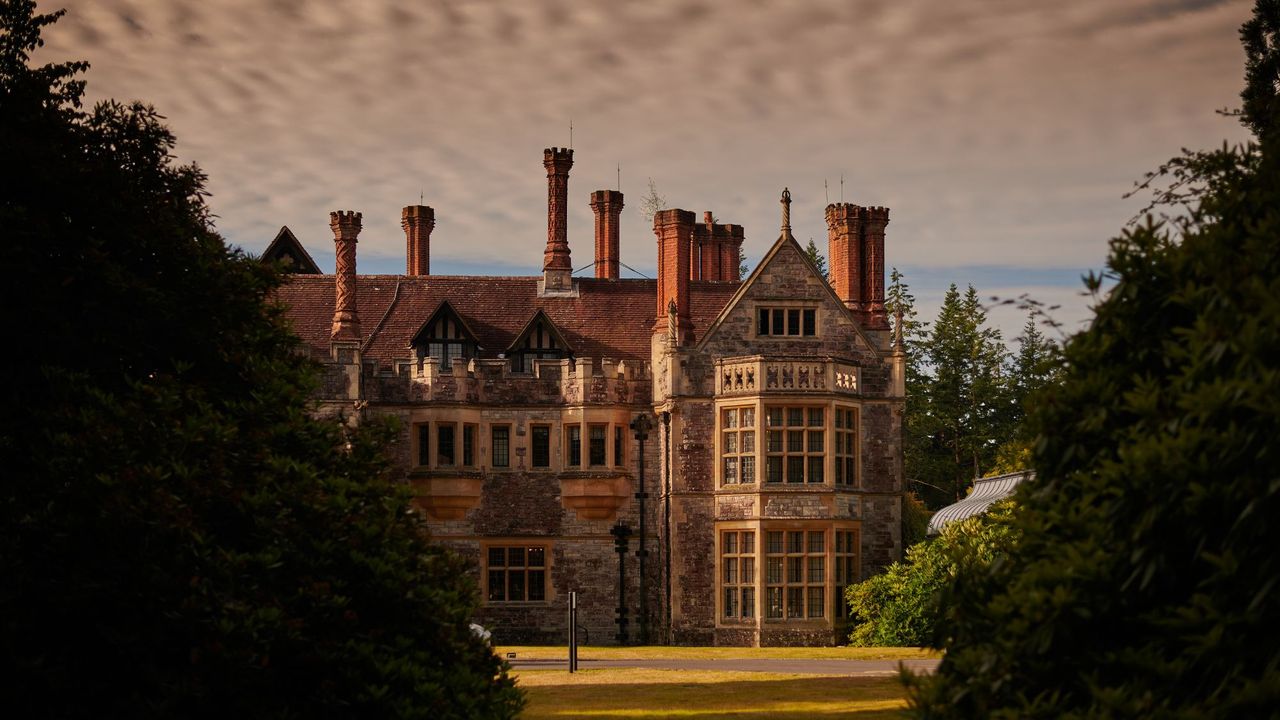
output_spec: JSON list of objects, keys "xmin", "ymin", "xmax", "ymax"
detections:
[{"xmin": 38, "ymin": 0, "xmax": 1252, "ymax": 342}]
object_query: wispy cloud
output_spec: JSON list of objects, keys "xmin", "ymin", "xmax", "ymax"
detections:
[{"xmin": 37, "ymin": 0, "xmax": 1252, "ymax": 340}]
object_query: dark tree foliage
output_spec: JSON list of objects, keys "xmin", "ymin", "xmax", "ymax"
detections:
[
  {"xmin": 803, "ymin": 237, "xmax": 828, "ymax": 280},
  {"xmin": 0, "ymin": 3, "xmax": 522, "ymax": 717},
  {"xmin": 907, "ymin": 4, "xmax": 1280, "ymax": 715}
]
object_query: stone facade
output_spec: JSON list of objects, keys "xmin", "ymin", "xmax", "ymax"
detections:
[{"xmin": 273, "ymin": 153, "xmax": 904, "ymax": 646}]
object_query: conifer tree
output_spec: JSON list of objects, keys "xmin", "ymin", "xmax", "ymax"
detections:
[{"xmin": 803, "ymin": 237, "xmax": 829, "ymax": 280}]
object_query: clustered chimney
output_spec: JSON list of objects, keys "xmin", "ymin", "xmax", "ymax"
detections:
[
  {"xmin": 690, "ymin": 210, "xmax": 745, "ymax": 282},
  {"xmin": 542, "ymin": 147, "xmax": 574, "ymax": 291},
  {"xmin": 589, "ymin": 189, "xmax": 624, "ymax": 279},
  {"xmin": 826, "ymin": 203, "xmax": 889, "ymax": 329},
  {"xmin": 402, "ymin": 205, "xmax": 435, "ymax": 276},
  {"xmin": 330, "ymin": 210, "xmax": 362, "ymax": 343}
]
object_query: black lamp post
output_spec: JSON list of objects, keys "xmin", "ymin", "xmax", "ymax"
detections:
[
  {"xmin": 630, "ymin": 413, "xmax": 653, "ymax": 644},
  {"xmin": 610, "ymin": 522, "xmax": 632, "ymax": 644}
]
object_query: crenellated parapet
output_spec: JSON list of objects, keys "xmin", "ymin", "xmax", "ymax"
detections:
[{"xmin": 351, "ymin": 356, "xmax": 652, "ymax": 406}]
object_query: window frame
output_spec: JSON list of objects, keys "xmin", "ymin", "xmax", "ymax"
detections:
[
  {"xmin": 720, "ymin": 529, "xmax": 757, "ymax": 622},
  {"xmin": 565, "ymin": 424, "xmax": 582, "ymax": 467},
  {"xmin": 834, "ymin": 406, "xmax": 859, "ymax": 487},
  {"xmin": 756, "ymin": 305, "xmax": 818, "ymax": 337},
  {"xmin": 530, "ymin": 424, "xmax": 551, "ymax": 468},
  {"xmin": 483, "ymin": 543, "xmax": 549, "ymax": 604},
  {"xmin": 764, "ymin": 405, "xmax": 826, "ymax": 484},
  {"xmin": 764, "ymin": 529, "xmax": 827, "ymax": 621},
  {"xmin": 491, "ymin": 424, "xmax": 511, "ymax": 468},
  {"xmin": 719, "ymin": 406, "xmax": 757, "ymax": 486}
]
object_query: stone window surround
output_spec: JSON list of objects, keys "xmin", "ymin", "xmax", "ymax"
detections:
[
  {"xmin": 714, "ymin": 399, "xmax": 861, "ymax": 489},
  {"xmin": 714, "ymin": 520, "xmax": 861, "ymax": 627},
  {"xmin": 410, "ymin": 408, "xmax": 633, "ymax": 473},
  {"xmin": 754, "ymin": 300, "xmax": 820, "ymax": 339},
  {"xmin": 413, "ymin": 420, "xmax": 480, "ymax": 470},
  {"xmin": 480, "ymin": 539, "xmax": 555, "ymax": 605}
]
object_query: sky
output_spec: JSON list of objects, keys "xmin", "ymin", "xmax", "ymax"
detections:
[{"xmin": 37, "ymin": 0, "xmax": 1253, "ymax": 345}]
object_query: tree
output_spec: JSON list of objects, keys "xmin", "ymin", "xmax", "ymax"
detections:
[
  {"xmin": 638, "ymin": 176, "xmax": 667, "ymax": 224},
  {"xmin": 739, "ymin": 245, "xmax": 750, "ymax": 278},
  {"xmin": 912, "ymin": 285, "xmax": 1011, "ymax": 505},
  {"xmin": 0, "ymin": 3, "xmax": 522, "ymax": 717},
  {"xmin": 803, "ymin": 237, "xmax": 828, "ymax": 279},
  {"xmin": 846, "ymin": 502, "xmax": 1017, "ymax": 647},
  {"xmin": 989, "ymin": 316, "xmax": 1060, "ymax": 474},
  {"xmin": 907, "ymin": 4, "xmax": 1280, "ymax": 714}
]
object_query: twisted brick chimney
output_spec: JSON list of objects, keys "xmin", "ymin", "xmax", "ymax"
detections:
[
  {"xmin": 543, "ymin": 147, "xmax": 574, "ymax": 291},
  {"xmin": 589, "ymin": 189, "xmax": 624, "ymax": 279},
  {"xmin": 402, "ymin": 205, "xmax": 434, "ymax": 276},
  {"xmin": 330, "ymin": 210, "xmax": 362, "ymax": 342}
]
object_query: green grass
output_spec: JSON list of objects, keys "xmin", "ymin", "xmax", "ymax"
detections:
[
  {"xmin": 513, "ymin": 667, "xmax": 909, "ymax": 719},
  {"xmin": 498, "ymin": 645, "xmax": 938, "ymax": 662}
]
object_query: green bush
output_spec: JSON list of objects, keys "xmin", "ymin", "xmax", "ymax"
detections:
[
  {"xmin": 906, "ymin": 4, "xmax": 1280, "ymax": 715},
  {"xmin": 847, "ymin": 503, "xmax": 1017, "ymax": 647}
]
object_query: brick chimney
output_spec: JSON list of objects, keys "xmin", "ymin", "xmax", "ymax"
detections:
[
  {"xmin": 589, "ymin": 189, "xmax": 624, "ymax": 279},
  {"xmin": 722, "ymin": 224, "xmax": 745, "ymax": 281},
  {"xmin": 691, "ymin": 211, "xmax": 745, "ymax": 282},
  {"xmin": 543, "ymin": 147, "xmax": 574, "ymax": 291},
  {"xmin": 826, "ymin": 202, "xmax": 889, "ymax": 328},
  {"xmin": 402, "ymin": 205, "xmax": 434, "ymax": 276},
  {"xmin": 654, "ymin": 208, "xmax": 694, "ymax": 342},
  {"xmin": 826, "ymin": 203, "xmax": 863, "ymax": 313},
  {"xmin": 862, "ymin": 206, "xmax": 890, "ymax": 329},
  {"xmin": 330, "ymin": 210, "xmax": 362, "ymax": 343}
]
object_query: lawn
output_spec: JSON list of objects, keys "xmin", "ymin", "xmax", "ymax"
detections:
[
  {"xmin": 513, "ymin": 667, "xmax": 909, "ymax": 719},
  {"xmin": 497, "ymin": 645, "xmax": 938, "ymax": 661}
]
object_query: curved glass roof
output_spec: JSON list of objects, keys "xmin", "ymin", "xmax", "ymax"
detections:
[{"xmin": 926, "ymin": 471, "xmax": 1032, "ymax": 536}]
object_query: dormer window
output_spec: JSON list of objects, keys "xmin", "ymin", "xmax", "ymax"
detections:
[
  {"xmin": 507, "ymin": 310, "xmax": 573, "ymax": 373},
  {"xmin": 411, "ymin": 301, "xmax": 480, "ymax": 370}
]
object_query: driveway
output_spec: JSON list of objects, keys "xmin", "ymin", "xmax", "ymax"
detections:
[{"xmin": 510, "ymin": 656, "xmax": 939, "ymax": 676}]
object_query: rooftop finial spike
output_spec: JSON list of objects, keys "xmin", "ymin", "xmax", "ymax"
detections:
[
  {"xmin": 894, "ymin": 304, "xmax": 905, "ymax": 351},
  {"xmin": 780, "ymin": 187, "xmax": 792, "ymax": 234}
]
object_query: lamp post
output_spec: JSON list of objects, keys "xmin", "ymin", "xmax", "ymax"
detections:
[
  {"xmin": 610, "ymin": 522, "xmax": 632, "ymax": 644},
  {"xmin": 630, "ymin": 413, "xmax": 652, "ymax": 645}
]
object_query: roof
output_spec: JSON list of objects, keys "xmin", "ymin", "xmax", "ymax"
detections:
[
  {"xmin": 260, "ymin": 226, "xmax": 322, "ymax": 274},
  {"xmin": 926, "ymin": 470, "xmax": 1032, "ymax": 535},
  {"xmin": 275, "ymin": 275, "xmax": 741, "ymax": 366}
]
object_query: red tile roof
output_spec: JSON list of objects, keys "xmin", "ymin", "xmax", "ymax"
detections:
[{"xmin": 275, "ymin": 275, "xmax": 741, "ymax": 366}]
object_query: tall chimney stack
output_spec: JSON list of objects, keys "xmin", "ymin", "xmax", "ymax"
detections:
[
  {"xmin": 862, "ymin": 206, "xmax": 890, "ymax": 329},
  {"xmin": 330, "ymin": 210, "xmax": 362, "ymax": 343},
  {"xmin": 402, "ymin": 205, "xmax": 434, "ymax": 276},
  {"xmin": 543, "ymin": 147, "xmax": 574, "ymax": 291},
  {"xmin": 826, "ymin": 203, "xmax": 863, "ymax": 313},
  {"xmin": 589, "ymin": 189, "xmax": 624, "ymax": 279},
  {"xmin": 654, "ymin": 208, "xmax": 694, "ymax": 343}
]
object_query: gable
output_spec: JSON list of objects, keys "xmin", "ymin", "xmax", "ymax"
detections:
[
  {"xmin": 261, "ymin": 226, "xmax": 321, "ymax": 274},
  {"xmin": 696, "ymin": 234, "xmax": 878, "ymax": 360},
  {"xmin": 411, "ymin": 300, "xmax": 481, "ymax": 347},
  {"xmin": 507, "ymin": 309, "xmax": 574, "ymax": 356}
]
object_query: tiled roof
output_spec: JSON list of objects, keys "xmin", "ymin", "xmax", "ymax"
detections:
[
  {"xmin": 275, "ymin": 275, "xmax": 741, "ymax": 366},
  {"xmin": 926, "ymin": 470, "xmax": 1032, "ymax": 536}
]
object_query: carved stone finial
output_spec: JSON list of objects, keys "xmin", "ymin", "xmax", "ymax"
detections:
[
  {"xmin": 780, "ymin": 188, "xmax": 792, "ymax": 232},
  {"xmin": 667, "ymin": 298, "xmax": 678, "ymax": 349}
]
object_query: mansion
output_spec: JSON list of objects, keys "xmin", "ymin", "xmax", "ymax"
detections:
[{"xmin": 266, "ymin": 148, "xmax": 905, "ymax": 646}]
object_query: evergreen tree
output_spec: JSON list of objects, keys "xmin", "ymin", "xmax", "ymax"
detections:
[
  {"xmin": 914, "ymin": 285, "xmax": 1011, "ymax": 504},
  {"xmin": 803, "ymin": 237, "xmax": 828, "ymax": 279},
  {"xmin": 0, "ymin": 3, "xmax": 522, "ymax": 717},
  {"xmin": 908, "ymin": 3, "xmax": 1280, "ymax": 714}
]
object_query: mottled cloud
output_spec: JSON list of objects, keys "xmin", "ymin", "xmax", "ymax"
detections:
[{"xmin": 37, "ymin": 0, "xmax": 1251, "ymax": 339}]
